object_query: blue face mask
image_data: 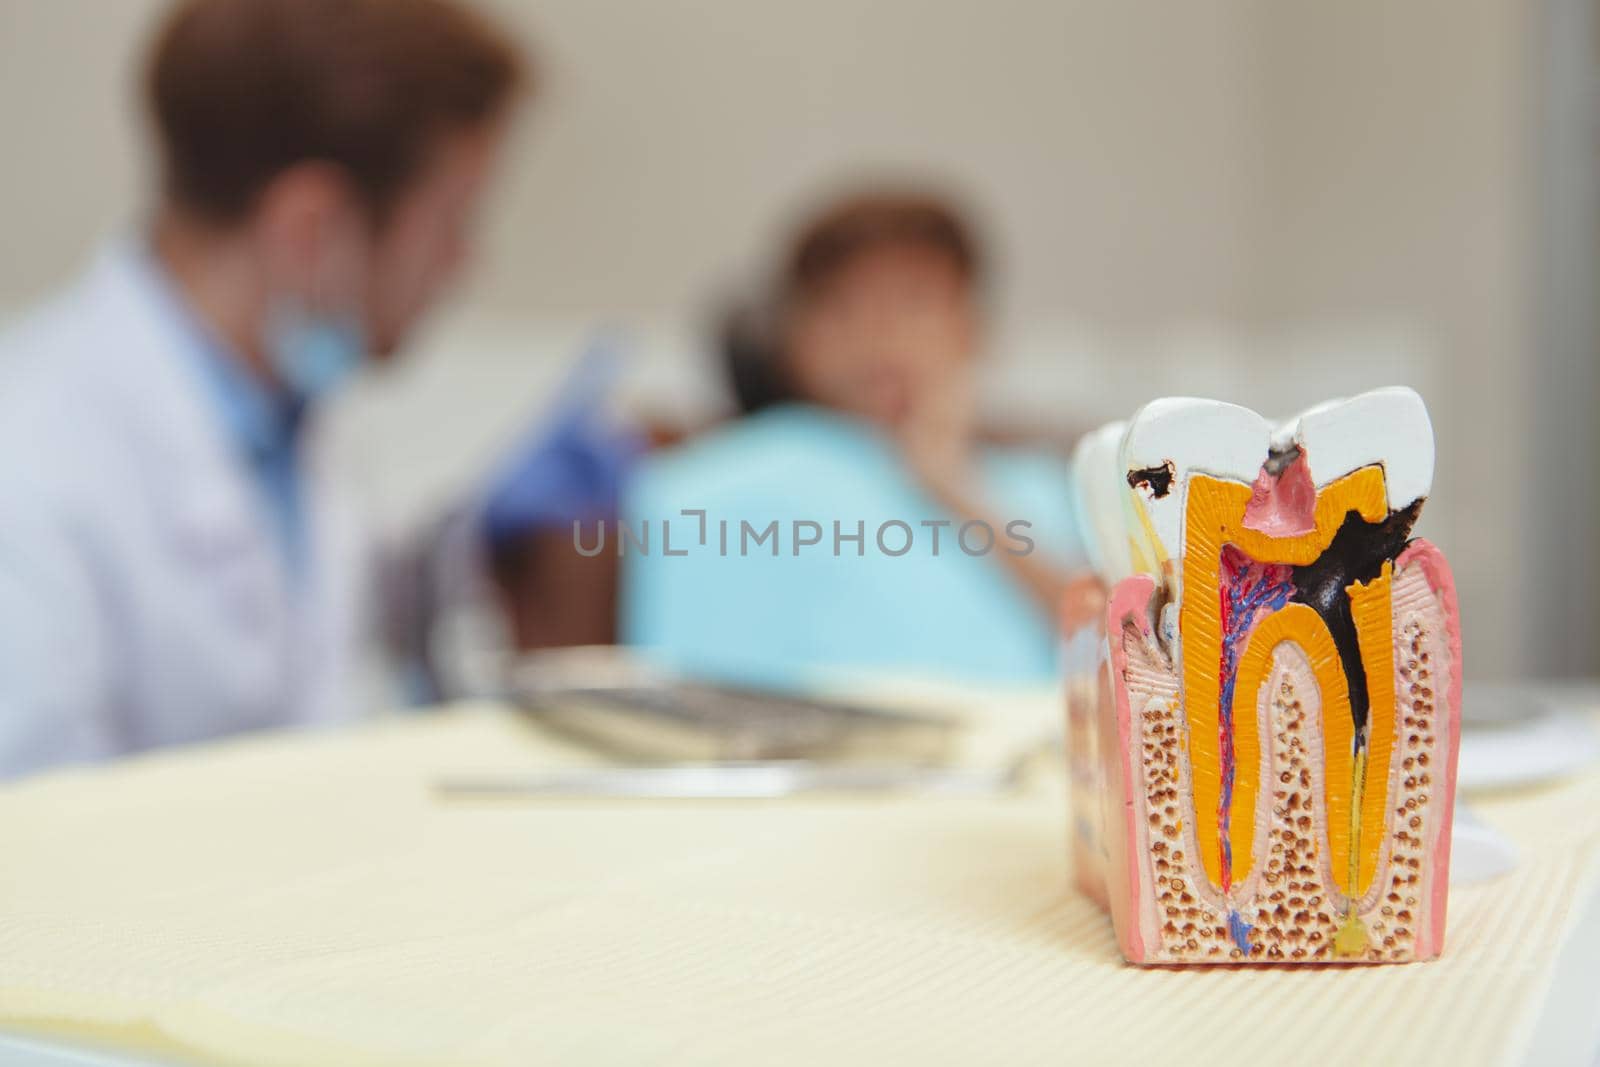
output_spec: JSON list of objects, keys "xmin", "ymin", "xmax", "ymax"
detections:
[{"xmin": 264, "ymin": 301, "xmax": 368, "ymax": 402}]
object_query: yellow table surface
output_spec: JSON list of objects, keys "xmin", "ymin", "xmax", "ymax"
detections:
[{"xmin": 1, "ymin": 705, "xmax": 1598, "ymax": 1067}]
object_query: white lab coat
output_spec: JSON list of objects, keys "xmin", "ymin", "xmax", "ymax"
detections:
[{"xmin": 0, "ymin": 243, "xmax": 369, "ymax": 777}]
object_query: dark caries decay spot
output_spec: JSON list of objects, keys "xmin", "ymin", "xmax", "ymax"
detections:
[
  {"xmin": 1128, "ymin": 462, "xmax": 1175, "ymax": 498},
  {"xmin": 1288, "ymin": 500, "xmax": 1421, "ymax": 740}
]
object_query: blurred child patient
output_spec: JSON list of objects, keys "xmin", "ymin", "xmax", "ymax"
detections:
[{"xmin": 624, "ymin": 189, "xmax": 1103, "ymax": 686}]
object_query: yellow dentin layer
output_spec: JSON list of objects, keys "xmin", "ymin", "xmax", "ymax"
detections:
[{"xmin": 1178, "ymin": 467, "xmax": 1388, "ymax": 895}]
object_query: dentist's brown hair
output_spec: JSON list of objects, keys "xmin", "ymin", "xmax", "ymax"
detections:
[{"xmin": 146, "ymin": 0, "xmax": 528, "ymax": 222}]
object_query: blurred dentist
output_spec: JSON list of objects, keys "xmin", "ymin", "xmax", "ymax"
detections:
[{"xmin": 0, "ymin": 0, "xmax": 526, "ymax": 777}]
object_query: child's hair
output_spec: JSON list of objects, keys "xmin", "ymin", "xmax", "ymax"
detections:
[
  {"xmin": 722, "ymin": 187, "xmax": 984, "ymax": 413},
  {"xmin": 782, "ymin": 190, "xmax": 982, "ymax": 306}
]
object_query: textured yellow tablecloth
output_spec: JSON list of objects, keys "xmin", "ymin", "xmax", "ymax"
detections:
[{"xmin": 1, "ymin": 706, "xmax": 1597, "ymax": 1066}]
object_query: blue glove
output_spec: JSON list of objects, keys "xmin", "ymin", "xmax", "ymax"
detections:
[{"xmin": 479, "ymin": 336, "xmax": 645, "ymax": 551}]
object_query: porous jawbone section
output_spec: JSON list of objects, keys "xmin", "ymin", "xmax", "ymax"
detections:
[
  {"xmin": 1122, "ymin": 553, "xmax": 1449, "ymax": 964},
  {"xmin": 1378, "ymin": 559, "xmax": 1450, "ymax": 961},
  {"xmin": 1122, "ymin": 626, "xmax": 1233, "ymax": 961},
  {"xmin": 1132, "ymin": 642, "xmax": 1342, "ymax": 963},
  {"xmin": 1250, "ymin": 649, "xmax": 1341, "ymax": 961}
]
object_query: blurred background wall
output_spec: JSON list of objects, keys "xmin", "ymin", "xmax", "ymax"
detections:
[{"xmin": 0, "ymin": 0, "xmax": 1593, "ymax": 680}]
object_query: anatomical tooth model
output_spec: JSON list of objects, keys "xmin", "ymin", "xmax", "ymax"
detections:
[{"xmin": 1063, "ymin": 387, "xmax": 1461, "ymax": 964}]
